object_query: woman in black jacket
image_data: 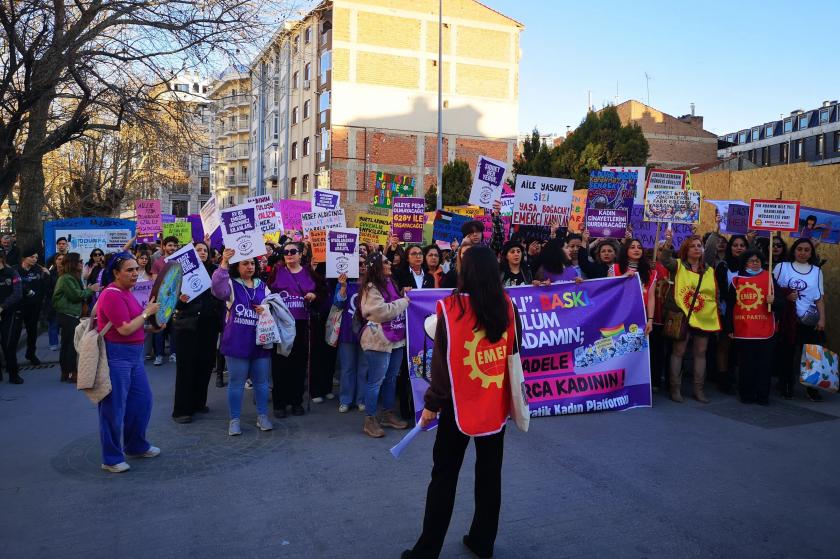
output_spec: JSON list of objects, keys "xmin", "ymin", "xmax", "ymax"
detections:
[
  {"xmin": 171, "ymin": 242, "xmax": 223, "ymax": 423},
  {"xmin": 0, "ymin": 251, "xmax": 23, "ymax": 383}
]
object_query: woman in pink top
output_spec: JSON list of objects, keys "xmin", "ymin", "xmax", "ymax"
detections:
[{"xmin": 95, "ymin": 252, "xmax": 162, "ymax": 473}]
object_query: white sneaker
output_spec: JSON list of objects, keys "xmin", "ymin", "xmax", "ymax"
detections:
[
  {"xmin": 357, "ymin": 403, "xmax": 366, "ymax": 412},
  {"xmin": 127, "ymin": 446, "xmax": 161, "ymax": 459},
  {"xmin": 256, "ymin": 414, "xmax": 273, "ymax": 431},
  {"xmin": 311, "ymin": 397, "xmax": 324, "ymax": 404},
  {"xmin": 169, "ymin": 354, "xmax": 177, "ymax": 363},
  {"xmin": 325, "ymin": 393, "xmax": 335, "ymax": 400},
  {"xmin": 49, "ymin": 345, "xmax": 59, "ymax": 351},
  {"xmin": 228, "ymin": 419, "xmax": 241, "ymax": 436},
  {"xmin": 101, "ymin": 462, "xmax": 130, "ymax": 473},
  {"xmin": 245, "ymin": 379, "xmax": 253, "ymax": 390},
  {"xmin": 153, "ymin": 356, "xmax": 164, "ymax": 366},
  {"xmin": 338, "ymin": 404, "xmax": 350, "ymax": 413}
]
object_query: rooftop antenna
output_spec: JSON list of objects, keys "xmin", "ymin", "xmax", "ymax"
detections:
[
  {"xmin": 644, "ymin": 72, "xmax": 652, "ymax": 105},
  {"xmin": 615, "ymin": 81, "xmax": 619, "ymax": 106},
  {"xmin": 588, "ymin": 89, "xmax": 592, "ymax": 112}
]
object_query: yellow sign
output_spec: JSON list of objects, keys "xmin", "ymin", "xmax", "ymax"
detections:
[
  {"xmin": 162, "ymin": 222, "xmax": 192, "ymax": 245},
  {"xmin": 444, "ymin": 205, "xmax": 483, "ymax": 218},
  {"xmin": 356, "ymin": 212, "xmax": 391, "ymax": 247}
]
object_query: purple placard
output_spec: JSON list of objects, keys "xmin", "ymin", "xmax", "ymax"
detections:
[
  {"xmin": 189, "ymin": 215, "xmax": 223, "ymax": 249},
  {"xmin": 790, "ymin": 206, "xmax": 840, "ymax": 244},
  {"xmin": 277, "ymin": 200, "xmax": 311, "ymax": 232},
  {"xmin": 405, "ymin": 278, "xmax": 652, "ymax": 425},
  {"xmin": 391, "ymin": 197, "xmax": 426, "ymax": 243},
  {"xmin": 629, "ymin": 205, "xmax": 691, "ymax": 250},
  {"xmin": 587, "ymin": 170, "xmax": 636, "ymax": 213},
  {"xmin": 313, "ymin": 190, "xmax": 340, "ymax": 211},
  {"xmin": 727, "ymin": 204, "xmax": 749, "ymax": 235},
  {"xmin": 585, "ymin": 208, "xmax": 628, "ymax": 239},
  {"xmin": 161, "ymin": 213, "xmax": 176, "ymax": 224}
]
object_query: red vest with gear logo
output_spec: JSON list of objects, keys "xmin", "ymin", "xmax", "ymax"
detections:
[
  {"xmin": 732, "ymin": 271, "xmax": 775, "ymax": 339},
  {"xmin": 440, "ymin": 293, "xmax": 515, "ymax": 437}
]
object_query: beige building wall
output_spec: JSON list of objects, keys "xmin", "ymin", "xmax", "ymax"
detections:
[{"xmin": 209, "ymin": 67, "xmax": 252, "ymax": 207}]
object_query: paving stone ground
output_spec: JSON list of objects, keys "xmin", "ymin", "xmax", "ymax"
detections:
[{"xmin": 1, "ymin": 335, "xmax": 839, "ymax": 558}]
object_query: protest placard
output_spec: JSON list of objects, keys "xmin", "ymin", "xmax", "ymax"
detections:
[
  {"xmin": 513, "ymin": 175, "xmax": 575, "ymax": 226},
  {"xmin": 727, "ymin": 204, "xmax": 750, "ymax": 234},
  {"xmin": 301, "ymin": 208, "xmax": 346, "ymax": 237},
  {"xmin": 790, "ymin": 207, "xmax": 840, "ymax": 244},
  {"xmin": 165, "ymin": 243, "xmax": 212, "ymax": 299},
  {"xmin": 568, "ymin": 189, "xmax": 587, "ymax": 233},
  {"xmin": 219, "ymin": 203, "xmax": 267, "ymax": 264},
  {"xmin": 585, "ymin": 208, "xmax": 628, "ymax": 238},
  {"xmin": 199, "ymin": 196, "xmax": 221, "ymax": 237},
  {"xmin": 161, "ymin": 213, "xmax": 176, "ymax": 224},
  {"xmin": 468, "ymin": 155, "xmax": 507, "ymax": 210},
  {"xmin": 50, "ymin": 218, "xmax": 135, "ymax": 262},
  {"xmin": 432, "ymin": 210, "xmax": 470, "ymax": 243},
  {"xmin": 603, "ymin": 166, "xmax": 647, "ymax": 205},
  {"xmin": 587, "ymin": 170, "xmax": 637, "ymax": 213},
  {"xmin": 132, "ymin": 280, "xmax": 154, "ymax": 308},
  {"xmin": 391, "ymin": 197, "xmax": 426, "ymax": 243},
  {"xmin": 500, "ymin": 186, "xmax": 515, "ymax": 216},
  {"xmin": 373, "ymin": 172, "xmax": 415, "ymax": 208},
  {"xmin": 356, "ymin": 213, "xmax": 391, "ymax": 247},
  {"xmin": 312, "ymin": 189, "xmax": 341, "ymax": 212},
  {"xmin": 749, "ymin": 200, "xmax": 800, "ymax": 231},
  {"xmin": 310, "ymin": 229, "xmax": 327, "ymax": 263},
  {"xmin": 644, "ymin": 188, "xmax": 702, "ymax": 224},
  {"xmin": 162, "ymin": 222, "xmax": 192, "ymax": 245},
  {"xmin": 629, "ymin": 205, "xmax": 692, "ymax": 249},
  {"xmin": 646, "ymin": 168, "xmax": 687, "ymax": 190},
  {"xmin": 326, "ymin": 228, "xmax": 360, "ymax": 278},
  {"xmin": 246, "ymin": 194, "xmax": 280, "ymax": 235},
  {"xmin": 136, "ymin": 200, "xmax": 161, "ymax": 238},
  {"xmin": 443, "ymin": 205, "xmax": 483, "ymax": 219},
  {"xmin": 276, "ymin": 199, "xmax": 311, "ymax": 232}
]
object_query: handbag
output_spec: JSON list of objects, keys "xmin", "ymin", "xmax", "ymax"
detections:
[
  {"xmin": 799, "ymin": 344, "xmax": 839, "ymax": 393},
  {"xmin": 325, "ymin": 304, "xmax": 343, "ymax": 347},
  {"xmin": 73, "ymin": 301, "xmax": 113, "ymax": 404},
  {"xmin": 507, "ymin": 304, "xmax": 530, "ymax": 432},
  {"xmin": 798, "ymin": 303, "xmax": 820, "ymax": 327},
  {"xmin": 663, "ymin": 265, "xmax": 705, "ymax": 341},
  {"xmin": 255, "ymin": 305, "xmax": 282, "ymax": 346}
]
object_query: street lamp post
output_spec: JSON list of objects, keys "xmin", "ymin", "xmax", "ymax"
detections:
[
  {"xmin": 8, "ymin": 194, "xmax": 18, "ymax": 234},
  {"xmin": 436, "ymin": 0, "xmax": 443, "ymax": 211}
]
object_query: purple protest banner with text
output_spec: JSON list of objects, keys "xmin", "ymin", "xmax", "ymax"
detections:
[
  {"xmin": 405, "ymin": 277, "xmax": 652, "ymax": 425},
  {"xmin": 585, "ymin": 208, "xmax": 628, "ymax": 238},
  {"xmin": 391, "ymin": 197, "xmax": 426, "ymax": 243},
  {"xmin": 629, "ymin": 205, "xmax": 691, "ymax": 250}
]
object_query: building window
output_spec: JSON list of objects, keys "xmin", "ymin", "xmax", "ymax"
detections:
[
  {"xmin": 273, "ymin": 115, "xmax": 279, "ymax": 139},
  {"xmin": 200, "ymin": 177, "xmax": 210, "ymax": 195},
  {"xmin": 292, "ymin": 71, "xmax": 299, "ymax": 89},
  {"xmin": 765, "ymin": 124, "xmax": 774, "ymax": 138},
  {"xmin": 304, "ymin": 63, "xmax": 311, "ymax": 81},
  {"xmin": 748, "ymin": 149, "xmax": 755, "ymax": 163},
  {"xmin": 293, "ymin": 35, "xmax": 299, "ymax": 54},
  {"xmin": 751, "ymin": 127, "xmax": 760, "ymax": 142},
  {"xmin": 798, "ymin": 114, "xmax": 809, "ymax": 130},
  {"xmin": 795, "ymin": 139, "xmax": 803, "ymax": 160},
  {"xmin": 319, "ymin": 51, "xmax": 331, "ymax": 84},
  {"xmin": 303, "ymin": 137, "xmax": 311, "ymax": 156},
  {"xmin": 727, "ymin": 134, "xmax": 735, "ymax": 143},
  {"xmin": 739, "ymin": 131, "xmax": 747, "ymax": 144},
  {"xmin": 172, "ymin": 200, "xmax": 188, "ymax": 217},
  {"xmin": 783, "ymin": 119, "xmax": 793, "ymax": 134},
  {"xmin": 780, "ymin": 142, "xmax": 789, "ymax": 163},
  {"xmin": 302, "ymin": 174, "xmax": 310, "ymax": 193},
  {"xmin": 835, "ymin": 131, "xmax": 840, "ymax": 152},
  {"xmin": 817, "ymin": 134, "xmax": 825, "ymax": 156},
  {"xmin": 303, "ymin": 100, "xmax": 311, "ymax": 120},
  {"xmin": 174, "ymin": 83, "xmax": 189, "ymax": 92},
  {"xmin": 304, "ymin": 26, "xmax": 312, "ymax": 44},
  {"xmin": 820, "ymin": 108, "xmax": 830, "ymax": 125},
  {"xmin": 762, "ymin": 146, "xmax": 769, "ymax": 166},
  {"xmin": 291, "ymin": 142, "xmax": 299, "ymax": 160},
  {"xmin": 290, "ymin": 177, "xmax": 297, "ymax": 195},
  {"xmin": 291, "ymin": 106, "xmax": 299, "ymax": 124}
]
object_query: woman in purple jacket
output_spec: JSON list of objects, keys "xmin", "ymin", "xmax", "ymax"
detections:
[{"xmin": 211, "ymin": 248, "xmax": 273, "ymax": 436}]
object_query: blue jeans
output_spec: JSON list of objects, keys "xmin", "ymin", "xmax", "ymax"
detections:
[
  {"xmin": 227, "ymin": 356, "xmax": 269, "ymax": 419},
  {"xmin": 364, "ymin": 347, "xmax": 404, "ymax": 417},
  {"xmin": 154, "ymin": 329, "xmax": 176, "ymax": 358},
  {"xmin": 48, "ymin": 317, "xmax": 59, "ymax": 347},
  {"xmin": 338, "ymin": 342, "xmax": 368, "ymax": 406},
  {"xmin": 99, "ymin": 342, "xmax": 152, "ymax": 466}
]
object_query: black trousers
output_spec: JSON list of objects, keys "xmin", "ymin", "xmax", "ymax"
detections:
[
  {"xmin": 310, "ymin": 314, "xmax": 337, "ymax": 398},
  {"xmin": 172, "ymin": 317, "xmax": 219, "ymax": 417},
  {"xmin": 649, "ymin": 326, "xmax": 670, "ymax": 389},
  {"xmin": 56, "ymin": 313, "xmax": 80, "ymax": 376},
  {"xmin": 272, "ymin": 319, "xmax": 309, "ymax": 408},
  {"xmin": 0, "ymin": 310, "xmax": 19, "ymax": 376},
  {"xmin": 736, "ymin": 337, "xmax": 774, "ymax": 403},
  {"xmin": 19, "ymin": 304, "xmax": 41, "ymax": 359},
  {"xmin": 410, "ymin": 405, "xmax": 505, "ymax": 559}
]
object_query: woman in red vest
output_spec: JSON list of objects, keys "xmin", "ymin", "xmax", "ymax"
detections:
[
  {"xmin": 724, "ymin": 250, "xmax": 782, "ymax": 405},
  {"xmin": 404, "ymin": 245, "xmax": 521, "ymax": 559}
]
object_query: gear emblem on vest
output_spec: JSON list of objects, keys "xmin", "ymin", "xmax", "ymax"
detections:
[
  {"xmin": 735, "ymin": 281, "xmax": 763, "ymax": 311},
  {"xmin": 462, "ymin": 329, "xmax": 508, "ymax": 389}
]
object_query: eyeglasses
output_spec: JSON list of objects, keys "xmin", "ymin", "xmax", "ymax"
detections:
[
  {"xmin": 773, "ymin": 244, "xmax": 783, "ymax": 248},
  {"xmin": 284, "ymin": 249, "xmax": 299, "ymax": 256}
]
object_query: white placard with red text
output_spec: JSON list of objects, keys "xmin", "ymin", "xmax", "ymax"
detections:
[{"xmin": 749, "ymin": 199, "xmax": 800, "ymax": 231}]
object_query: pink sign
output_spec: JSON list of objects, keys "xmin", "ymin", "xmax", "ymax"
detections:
[
  {"xmin": 136, "ymin": 200, "xmax": 161, "ymax": 237},
  {"xmin": 277, "ymin": 200, "xmax": 312, "ymax": 232},
  {"xmin": 525, "ymin": 369, "xmax": 626, "ymax": 404}
]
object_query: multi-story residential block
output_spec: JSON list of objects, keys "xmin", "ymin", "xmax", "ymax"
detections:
[
  {"xmin": 248, "ymin": 0, "xmax": 523, "ymax": 216},
  {"xmin": 208, "ymin": 65, "xmax": 252, "ymax": 207},
  {"xmin": 717, "ymin": 100, "xmax": 840, "ymax": 167}
]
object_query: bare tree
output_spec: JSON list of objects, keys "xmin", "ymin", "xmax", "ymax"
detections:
[{"xmin": 0, "ymin": 0, "xmax": 296, "ymax": 248}]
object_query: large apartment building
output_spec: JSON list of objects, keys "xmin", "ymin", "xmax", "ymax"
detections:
[
  {"xmin": 208, "ymin": 65, "xmax": 252, "ymax": 207},
  {"xmin": 247, "ymin": 0, "xmax": 523, "ymax": 214}
]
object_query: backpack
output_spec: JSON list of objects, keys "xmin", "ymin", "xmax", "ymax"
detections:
[{"xmin": 74, "ymin": 301, "xmax": 113, "ymax": 404}]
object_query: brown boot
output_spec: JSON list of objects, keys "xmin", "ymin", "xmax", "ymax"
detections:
[
  {"xmin": 669, "ymin": 369, "xmax": 683, "ymax": 403},
  {"xmin": 378, "ymin": 410, "xmax": 408, "ymax": 430},
  {"xmin": 693, "ymin": 369, "xmax": 710, "ymax": 403},
  {"xmin": 363, "ymin": 416, "xmax": 385, "ymax": 438}
]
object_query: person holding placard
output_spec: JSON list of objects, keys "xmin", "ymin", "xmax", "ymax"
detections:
[
  {"xmin": 334, "ymin": 255, "xmax": 368, "ymax": 413},
  {"xmin": 171, "ymin": 242, "xmax": 222, "ymax": 423},
  {"xmin": 712, "ymin": 234, "xmax": 750, "ymax": 394},
  {"xmin": 658, "ymin": 234, "xmax": 721, "ymax": 403},
  {"xmin": 269, "ymin": 241, "xmax": 326, "ymax": 417},
  {"xmin": 578, "ymin": 230, "xmax": 620, "ymax": 279},
  {"xmin": 211, "ymin": 248, "xmax": 273, "ymax": 435},
  {"xmin": 616, "ymin": 239, "xmax": 657, "ymax": 335},
  {"xmin": 152, "ymin": 236, "xmax": 181, "ymax": 366},
  {"xmin": 773, "ymin": 238, "xmax": 826, "ymax": 402}
]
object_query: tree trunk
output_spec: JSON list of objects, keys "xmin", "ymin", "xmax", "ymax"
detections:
[{"xmin": 16, "ymin": 95, "xmax": 51, "ymax": 254}]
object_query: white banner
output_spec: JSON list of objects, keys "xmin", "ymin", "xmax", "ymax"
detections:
[
  {"xmin": 301, "ymin": 208, "xmax": 346, "ymax": 236},
  {"xmin": 246, "ymin": 194, "xmax": 281, "ymax": 235},
  {"xmin": 512, "ymin": 175, "xmax": 575, "ymax": 226},
  {"xmin": 200, "ymin": 196, "xmax": 221, "ymax": 236},
  {"xmin": 165, "ymin": 243, "xmax": 212, "ymax": 299},
  {"xmin": 55, "ymin": 228, "xmax": 132, "ymax": 262},
  {"xmin": 219, "ymin": 203, "xmax": 267, "ymax": 264},
  {"xmin": 468, "ymin": 155, "xmax": 508, "ymax": 210},
  {"xmin": 326, "ymin": 228, "xmax": 360, "ymax": 278}
]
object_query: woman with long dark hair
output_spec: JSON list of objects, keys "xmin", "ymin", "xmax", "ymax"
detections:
[
  {"xmin": 578, "ymin": 230, "xmax": 619, "ymax": 279},
  {"xmin": 617, "ymin": 238, "xmax": 656, "ymax": 333},
  {"xmin": 359, "ymin": 252, "xmax": 410, "ymax": 437},
  {"xmin": 499, "ymin": 240, "xmax": 532, "ymax": 286},
  {"xmin": 52, "ymin": 253, "xmax": 100, "ymax": 382},
  {"xmin": 83, "ymin": 249, "xmax": 106, "ymax": 285},
  {"xmin": 423, "ymin": 245, "xmax": 444, "ymax": 288},
  {"xmin": 534, "ymin": 237, "xmax": 579, "ymax": 284},
  {"xmin": 713, "ymin": 234, "xmax": 750, "ymax": 393},
  {"xmin": 404, "ymin": 246, "xmax": 521, "ymax": 559}
]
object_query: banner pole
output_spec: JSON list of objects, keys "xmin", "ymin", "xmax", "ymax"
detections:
[
  {"xmin": 768, "ymin": 230, "xmax": 775, "ymax": 312},
  {"xmin": 653, "ymin": 222, "xmax": 663, "ymax": 262}
]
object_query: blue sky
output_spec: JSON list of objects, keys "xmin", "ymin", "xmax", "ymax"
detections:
[{"xmin": 487, "ymin": 0, "xmax": 840, "ymax": 136}]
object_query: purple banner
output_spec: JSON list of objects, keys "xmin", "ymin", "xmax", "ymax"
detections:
[
  {"xmin": 585, "ymin": 208, "xmax": 628, "ymax": 238},
  {"xmin": 727, "ymin": 204, "xmax": 749, "ymax": 235},
  {"xmin": 187, "ymin": 214, "xmax": 222, "ymax": 249},
  {"xmin": 629, "ymin": 204, "xmax": 691, "ymax": 250},
  {"xmin": 587, "ymin": 171, "xmax": 637, "ymax": 213},
  {"xmin": 406, "ymin": 277, "xmax": 652, "ymax": 425},
  {"xmin": 391, "ymin": 197, "xmax": 426, "ymax": 243}
]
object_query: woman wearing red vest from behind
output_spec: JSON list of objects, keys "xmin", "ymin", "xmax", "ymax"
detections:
[{"xmin": 404, "ymin": 246, "xmax": 522, "ymax": 559}]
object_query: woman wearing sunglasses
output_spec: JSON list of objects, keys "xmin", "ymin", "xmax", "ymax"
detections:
[
  {"xmin": 83, "ymin": 250, "xmax": 106, "ymax": 285},
  {"xmin": 269, "ymin": 241, "xmax": 326, "ymax": 417}
]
